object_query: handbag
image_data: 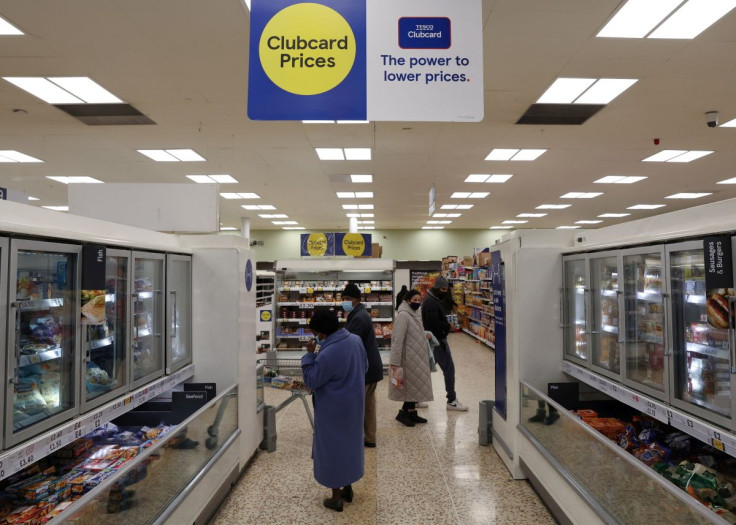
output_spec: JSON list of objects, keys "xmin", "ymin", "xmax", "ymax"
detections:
[{"xmin": 390, "ymin": 364, "xmax": 404, "ymax": 389}]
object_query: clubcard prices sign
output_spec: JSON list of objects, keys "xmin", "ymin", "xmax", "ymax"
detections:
[{"xmin": 248, "ymin": 0, "xmax": 483, "ymax": 122}]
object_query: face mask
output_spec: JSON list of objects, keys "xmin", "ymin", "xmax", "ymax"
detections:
[
  {"xmin": 410, "ymin": 303, "xmax": 421, "ymax": 311},
  {"xmin": 342, "ymin": 301, "xmax": 355, "ymax": 313},
  {"xmin": 314, "ymin": 335, "xmax": 324, "ymax": 344}
]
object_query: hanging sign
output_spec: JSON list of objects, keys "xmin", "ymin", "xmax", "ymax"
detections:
[
  {"xmin": 248, "ymin": 0, "xmax": 482, "ymax": 122},
  {"xmin": 300, "ymin": 232, "xmax": 336, "ymax": 256},
  {"xmin": 703, "ymin": 236, "xmax": 734, "ymax": 330},
  {"xmin": 81, "ymin": 245, "xmax": 106, "ymax": 290},
  {"xmin": 300, "ymin": 232, "xmax": 371, "ymax": 256}
]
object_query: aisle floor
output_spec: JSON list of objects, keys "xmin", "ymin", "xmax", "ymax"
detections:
[{"xmin": 212, "ymin": 333, "xmax": 556, "ymax": 524}]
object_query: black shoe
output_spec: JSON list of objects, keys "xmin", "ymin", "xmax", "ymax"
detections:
[
  {"xmin": 544, "ymin": 411, "xmax": 560, "ymax": 425},
  {"xmin": 341, "ymin": 486, "xmax": 354, "ymax": 503},
  {"xmin": 528, "ymin": 411, "xmax": 545, "ymax": 423},
  {"xmin": 364, "ymin": 441, "xmax": 376, "ymax": 448},
  {"xmin": 396, "ymin": 410, "xmax": 416, "ymax": 427},
  {"xmin": 323, "ymin": 498, "xmax": 343, "ymax": 512},
  {"xmin": 409, "ymin": 411, "xmax": 427, "ymax": 424}
]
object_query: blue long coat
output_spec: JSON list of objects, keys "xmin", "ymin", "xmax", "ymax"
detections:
[{"xmin": 301, "ymin": 329, "xmax": 368, "ymax": 489}]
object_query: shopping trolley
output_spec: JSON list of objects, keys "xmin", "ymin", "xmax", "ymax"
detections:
[{"xmin": 259, "ymin": 358, "xmax": 314, "ymax": 430}]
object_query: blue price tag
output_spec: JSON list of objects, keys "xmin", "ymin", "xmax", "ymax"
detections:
[{"xmin": 399, "ymin": 17, "xmax": 451, "ymax": 49}]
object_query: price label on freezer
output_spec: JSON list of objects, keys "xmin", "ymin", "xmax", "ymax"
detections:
[
  {"xmin": 713, "ymin": 438, "xmax": 726, "ymax": 452},
  {"xmin": 300, "ymin": 303, "xmax": 315, "ymax": 309},
  {"xmin": 306, "ymin": 287, "xmax": 314, "ymax": 294}
]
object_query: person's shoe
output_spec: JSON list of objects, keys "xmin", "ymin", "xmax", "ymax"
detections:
[
  {"xmin": 415, "ymin": 402, "xmax": 428, "ymax": 408},
  {"xmin": 396, "ymin": 410, "xmax": 416, "ymax": 427},
  {"xmin": 447, "ymin": 399, "xmax": 468, "ymax": 411},
  {"xmin": 528, "ymin": 410, "xmax": 546, "ymax": 423},
  {"xmin": 409, "ymin": 411, "xmax": 428, "ymax": 424},
  {"xmin": 340, "ymin": 486, "xmax": 354, "ymax": 503},
  {"xmin": 364, "ymin": 441, "xmax": 376, "ymax": 448},
  {"xmin": 323, "ymin": 498, "xmax": 343, "ymax": 512},
  {"xmin": 544, "ymin": 411, "xmax": 560, "ymax": 425}
]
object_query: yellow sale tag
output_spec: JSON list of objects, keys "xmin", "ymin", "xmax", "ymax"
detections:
[
  {"xmin": 307, "ymin": 287, "xmax": 314, "ymax": 294},
  {"xmin": 712, "ymin": 438, "xmax": 725, "ymax": 452},
  {"xmin": 364, "ymin": 287, "xmax": 371, "ymax": 294}
]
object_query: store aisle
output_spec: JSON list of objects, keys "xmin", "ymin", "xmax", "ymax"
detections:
[{"xmin": 212, "ymin": 333, "xmax": 555, "ymax": 524}]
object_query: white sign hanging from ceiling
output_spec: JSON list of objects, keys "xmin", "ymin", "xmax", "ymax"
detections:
[
  {"xmin": 366, "ymin": 0, "xmax": 483, "ymax": 122},
  {"xmin": 248, "ymin": 0, "xmax": 483, "ymax": 122}
]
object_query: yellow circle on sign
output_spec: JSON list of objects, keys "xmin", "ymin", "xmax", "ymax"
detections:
[
  {"xmin": 259, "ymin": 3, "xmax": 356, "ymax": 96},
  {"xmin": 342, "ymin": 233, "xmax": 365, "ymax": 256},
  {"xmin": 307, "ymin": 233, "xmax": 329, "ymax": 256},
  {"xmin": 260, "ymin": 310, "xmax": 272, "ymax": 322}
]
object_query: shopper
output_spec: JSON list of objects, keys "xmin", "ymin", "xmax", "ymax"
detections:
[
  {"xmin": 302, "ymin": 309, "xmax": 368, "ymax": 512},
  {"xmin": 342, "ymin": 282, "xmax": 383, "ymax": 448},
  {"xmin": 395, "ymin": 284, "xmax": 408, "ymax": 310},
  {"xmin": 442, "ymin": 282, "xmax": 458, "ymax": 316},
  {"xmin": 389, "ymin": 290, "xmax": 433, "ymax": 426},
  {"xmin": 422, "ymin": 275, "xmax": 468, "ymax": 411}
]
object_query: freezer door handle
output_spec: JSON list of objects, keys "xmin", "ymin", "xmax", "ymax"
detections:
[
  {"xmin": 728, "ymin": 296, "xmax": 736, "ymax": 374},
  {"xmin": 11, "ymin": 304, "xmax": 20, "ymax": 384},
  {"xmin": 558, "ymin": 287, "xmax": 565, "ymax": 328},
  {"xmin": 662, "ymin": 292, "xmax": 670, "ymax": 359},
  {"xmin": 170, "ymin": 291, "xmax": 177, "ymax": 339},
  {"xmin": 617, "ymin": 290, "xmax": 625, "ymax": 344}
]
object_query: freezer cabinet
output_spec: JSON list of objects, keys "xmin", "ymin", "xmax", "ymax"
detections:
[
  {"xmin": 6, "ymin": 240, "xmax": 81, "ymax": 448},
  {"xmin": 589, "ymin": 251, "xmax": 623, "ymax": 380},
  {"xmin": 562, "ymin": 255, "xmax": 589, "ymax": 367},
  {"xmin": 80, "ymin": 249, "xmax": 131, "ymax": 413},
  {"xmin": 166, "ymin": 254, "xmax": 192, "ymax": 374},
  {"xmin": 131, "ymin": 252, "xmax": 165, "ymax": 389},
  {"xmin": 666, "ymin": 240, "xmax": 735, "ymax": 429}
]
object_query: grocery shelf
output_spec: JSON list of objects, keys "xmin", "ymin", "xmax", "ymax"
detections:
[
  {"xmin": 14, "ymin": 298, "xmax": 64, "ymax": 311},
  {"xmin": 88, "ymin": 336, "xmax": 114, "ymax": 350},
  {"xmin": 686, "ymin": 342, "xmax": 729, "ymax": 360},
  {"xmin": 19, "ymin": 347, "xmax": 62, "ymax": 367},
  {"xmin": 461, "ymin": 328, "xmax": 495, "ymax": 349}
]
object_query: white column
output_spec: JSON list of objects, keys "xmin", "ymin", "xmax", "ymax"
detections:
[
  {"xmin": 349, "ymin": 217, "xmax": 358, "ymax": 233},
  {"xmin": 241, "ymin": 217, "xmax": 251, "ymax": 243}
]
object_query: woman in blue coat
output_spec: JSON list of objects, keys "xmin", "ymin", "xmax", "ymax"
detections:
[{"xmin": 302, "ymin": 309, "xmax": 368, "ymax": 512}]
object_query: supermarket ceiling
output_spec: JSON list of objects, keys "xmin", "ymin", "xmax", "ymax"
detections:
[{"xmin": 2, "ymin": 0, "xmax": 736, "ymax": 232}]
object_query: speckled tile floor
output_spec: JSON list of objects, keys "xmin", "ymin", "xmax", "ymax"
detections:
[{"xmin": 211, "ymin": 333, "xmax": 556, "ymax": 524}]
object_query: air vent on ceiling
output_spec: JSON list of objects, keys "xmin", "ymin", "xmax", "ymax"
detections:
[
  {"xmin": 53, "ymin": 103, "xmax": 155, "ymax": 125},
  {"xmin": 516, "ymin": 103, "xmax": 604, "ymax": 125}
]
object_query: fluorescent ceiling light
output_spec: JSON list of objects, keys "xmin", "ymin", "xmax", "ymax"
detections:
[
  {"xmin": 4, "ymin": 76, "xmax": 123, "ymax": 104},
  {"xmin": 597, "ymin": 0, "xmax": 682, "ymax": 38},
  {"xmin": 717, "ymin": 177, "xmax": 736, "ymax": 184},
  {"xmin": 259, "ymin": 214, "xmax": 288, "ymax": 219},
  {"xmin": 649, "ymin": 0, "xmax": 736, "ymax": 39},
  {"xmin": 536, "ymin": 204, "xmax": 571, "ymax": 209},
  {"xmin": 575, "ymin": 220, "xmax": 603, "ymax": 224},
  {"xmin": 348, "ymin": 213, "xmax": 375, "ymax": 218},
  {"xmin": 48, "ymin": 77, "xmax": 123, "ymax": 103},
  {"xmin": 303, "ymin": 120, "xmax": 334, "ymax": 124},
  {"xmin": 560, "ymin": 192, "xmax": 603, "ymax": 199},
  {"xmin": 665, "ymin": 192, "xmax": 712, "ymax": 199},
  {"xmin": 346, "ymin": 213, "xmax": 360, "ymax": 218},
  {"xmin": 456, "ymin": 204, "xmax": 474, "ymax": 210},
  {"xmin": 189, "ymin": 175, "xmax": 238, "ymax": 184},
  {"xmin": 537, "ymin": 78, "xmax": 596, "ymax": 104},
  {"xmin": 337, "ymin": 192, "xmax": 355, "ymax": 198},
  {"xmin": 451, "ymin": 192, "xmax": 471, "ymax": 199},
  {"xmin": 357, "ymin": 220, "xmax": 375, "ymax": 224},
  {"xmin": 272, "ymin": 221, "xmax": 298, "ymax": 225},
  {"xmin": 441, "ymin": 205, "xmax": 459, "ymax": 210},
  {"xmin": 219, "ymin": 227, "xmax": 238, "ymax": 231},
  {"xmin": 594, "ymin": 176, "xmax": 647, "ymax": 184},
  {"xmin": 511, "ymin": 149, "xmax": 547, "ymax": 161},
  {"xmin": 490, "ymin": 226, "xmax": 513, "ymax": 230},
  {"xmin": 0, "ymin": 150, "xmax": 43, "ymax": 163},
  {"xmin": 721, "ymin": 118, "xmax": 736, "ymax": 127},
  {"xmin": 283, "ymin": 227, "xmax": 305, "ymax": 230},
  {"xmin": 0, "ymin": 16, "xmax": 23, "ymax": 35},
  {"xmin": 189, "ymin": 175, "xmax": 215, "ymax": 184},
  {"xmin": 502, "ymin": 220, "xmax": 528, "ymax": 224},
  {"xmin": 345, "ymin": 148, "xmax": 371, "ymax": 160},
  {"xmin": 642, "ymin": 150, "xmax": 713, "ymax": 162},
  {"xmin": 46, "ymin": 176, "xmax": 103, "ymax": 184},
  {"xmin": 360, "ymin": 213, "xmax": 374, "ymax": 218},
  {"xmin": 336, "ymin": 191, "xmax": 373, "ymax": 198},
  {"xmin": 422, "ymin": 226, "xmax": 445, "ymax": 230},
  {"xmin": 27, "ymin": 196, "xmax": 39, "ymax": 201},
  {"xmin": 343, "ymin": 204, "xmax": 358, "ymax": 210},
  {"xmin": 242, "ymin": 204, "xmax": 276, "ymax": 210},
  {"xmin": 358, "ymin": 226, "xmax": 375, "ymax": 230},
  {"xmin": 220, "ymin": 192, "xmax": 260, "ymax": 199},
  {"xmin": 486, "ymin": 174, "xmax": 512, "ymax": 183},
  {"xmin": 556, "ymin": 226, "xmax": 581, "ymax": 230},
  {"xmin": 574, "ymin": 79, "xmax": 638, "ymax": 104},
  {"xmin": 351, "ymin": 174, "xmax": 373, "ymax": 183},
  {"xmin": 433, "ymin": 213, "xmax": 462, "ymax": 218},
  {"xmin": 469, "ymin": 192, "xmax": 489, "ymax": 198},
  {"xmin": 138, "ymin": 149, "xmax": 205, "ymax": 162},
  {"xmin": 598, "ymin": 213, "xmax": 631, "ymax": 218},
  {"xmin": 517, "ymin": 213, "xmax": 547, "ymax": 218},
  {"xmin": 628, "ymin": 204, "xmax": 666, "ymax": 209},
  {"xmin": 358, "ymin": 204, "xmax": 373, "ymax": 210},
  {"xmin": 210, "ymin": 175, "xmax": 238, "ymax": 183},
  {"xmin": 337, "ymin": 120, "xmax": 369, "ymax": 124},
  {"xmin": 42, "ymin": 206, "xmax": 69, "ymax": 212},
  {"xmin": 465, "ymin": 174, "xmax": 490, "ymax": 182},
  {"xmin": 446, "ymin": 213, "xmax": 461, "ymax": 218},
  {"xmin": 427, "ymin": 221, "xmax": 452, "ymax": 225},
  {"xmin": 316, "ymin": 148, "xmax": 344, "ymax": 160},
  {"xmin": 484, "ymin": 147, "xmax": 547, "ymax": 161}
]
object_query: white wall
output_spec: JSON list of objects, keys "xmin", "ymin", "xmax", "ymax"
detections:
[{"xmin": 244, "ymin": 229, "xmax": 507, "ymax": 261}]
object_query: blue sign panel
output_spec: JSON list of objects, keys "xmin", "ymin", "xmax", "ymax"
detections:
[
  {"xmin": 248, "ymin": 0, "xmax": 367, "ymax": 120},
  {"xmin": 245, "ymin": 259, "xmax": 254, "ymax": 292},
  {"xmin": 398, "ymin": 17, "xmax": 451, "ymax": 49},
  {"xmin": 491, "ymin": 250, "xmax": 507, "ymax": 420}
]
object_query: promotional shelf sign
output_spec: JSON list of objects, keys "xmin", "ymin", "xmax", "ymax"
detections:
[
  {"xmin": 300, "ymin": 232, "xmax": 372, "ymax": 257},
  {"xmin": 248, "ymin": 0, "xmax": 482, "ymax": 122}
]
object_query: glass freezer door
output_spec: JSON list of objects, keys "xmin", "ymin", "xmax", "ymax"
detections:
[
  {"xmin": 6, "ymin": 241, "xmax": 80, "ymax": 447},
  {"xmin": 590, "ymin": 253, "xmax": 622, "ymax": 378},
  {"xmin": 622, "ymin": 248, "xmax": 668, "ymax": 400},
  {"xmin": 81, "ymin": 250, "xmax": 130, "ymax": 411},
  {"xmin": 668, "ymin": 242, "xmax": 733, "ymax": 426},
  {"xmin": 131, "ymin": 252, "xmax": 165, "ymax": 389},
  {"xmin": 166, "ymin": 254, "xmax": 192, "ymax": 374},
  {"xmin": 562, "ymin": 256, "xmax": 589, "ymax": 365}
]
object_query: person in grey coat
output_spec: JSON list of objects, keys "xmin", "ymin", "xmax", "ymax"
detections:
[
  {"xmin": 389, "ymin": 290, "xmax": 433, "ymax": 426},
  {"xmin": 342, "ymin": 283, "xmax": 383, "ymax": 448}
]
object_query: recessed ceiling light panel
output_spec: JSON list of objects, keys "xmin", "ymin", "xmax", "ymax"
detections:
[
  {"xmin": 351, "ymin": 174, "xmax": 373, "ymax": 183},
  {"xmin": 536, "ymin": 204, "xmax": 571, "ymax": 209},
  {"xmin": 517, "ymin": 213, "xmax": 547, "ymax": 218},
  {"xmin": 537, "ymin": 78, "xmax": 596, "ymax": 104},
  {"xmin": 628, "ymin": 204, "xmax": 666, "ymax": 209},
  {"xmin": 648, "ymin": 0, "xmax": 736, "ymax": 39},
  {"xmin": 665, "ymin": 192, "xmax": 712, "ymax": 199},
  {"xmin": 0, "ymin": 150, "xmax": 43, "ymax": 163},
  {"xmin": 0, "ymin": 16, "xmax": 23, "ymax": 35},
  {"xmin": 597, "ymin": 0, "xmax": 682, "ymax": 38},
  {"xmin": 598, "ymin": 213, "xmax": 631, "ymax": 218}
]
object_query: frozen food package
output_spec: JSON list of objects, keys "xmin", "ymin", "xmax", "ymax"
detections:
[
  {"xmin": 38, "ymin": 381, "xmax": 60, "ymax": 409},
  {"xmin": 14, "ymin": 381, "xmax": 49, "ymax": 415}
]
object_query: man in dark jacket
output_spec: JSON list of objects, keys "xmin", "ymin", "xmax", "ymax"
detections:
[
  {"xmin": 342, "ymin": 283, "xmax": 384, "ymax": 447},
  {"xmin": 421, "ymin": 275, "xmax": 467, "ymax": 411}
]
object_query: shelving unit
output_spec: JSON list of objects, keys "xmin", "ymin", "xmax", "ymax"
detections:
[{"xmin": 443, "ymin": 253, "xmax": 495, "ymax": 348}]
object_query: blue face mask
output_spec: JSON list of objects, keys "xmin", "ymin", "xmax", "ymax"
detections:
[
  {"xmin": 314, "ymin": 334, "xmax": 324, "ymax": 344},
  {"xmin": 342, "ymin": 300, "xmax": 355, "ymax": 313}
]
